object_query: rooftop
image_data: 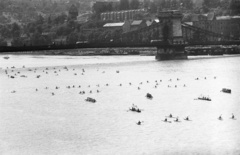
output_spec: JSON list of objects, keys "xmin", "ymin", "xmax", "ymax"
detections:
[
  {"xmin": 103, "ymin": 23, "xmax": 124, "ymax": 27},
  {"xmin": 131, "ymin": 20, "xmax": 143, "ymax": 26},
  {"xmin": 216, "ymin": 16, "xmax": 232, "ymax": 20}
]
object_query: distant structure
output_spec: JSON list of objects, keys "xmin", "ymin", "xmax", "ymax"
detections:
[
  {"xmin": 190, "ymin": 13, "xmax": 240, "ymax": 40},
  {"xmin": 68, "ymin": 4, "xmax": 78, "ymax": 20},
  {"xmin": 130, "ymin": 20, "xmax": 147, "ymax": 31},
  {"xmin": 92, "ymin": 1, "xmax": 119, "ymax": 14},
  {"xmin": 76, "ymin": 12, "xmax": 92, "ymax": 23},
  {"xmin": 101, "ymin": 9, "xmax": 145, "ymax": 21},
  {"xmin": 230, "ymin": 0, "xmax": 240, "ymax": 15},
  {"xmin": 103, "ymin": 19, "xmax": 154, "ymax": 33}
]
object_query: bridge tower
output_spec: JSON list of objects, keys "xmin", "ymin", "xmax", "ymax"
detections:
[{"xmin": 155, "ymin": 11, "xmax": 187, "ymax": 60}]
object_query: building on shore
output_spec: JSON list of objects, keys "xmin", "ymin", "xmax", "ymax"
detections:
[
  {"xmin": 101, "ymin": 9, "xmax": 145, "ymax": 21},
  {"xmin": 189, "ymin": 13, "xmax": 240, "ymax": 40},
  {"xmin": 103, "ymin": 19, "xmax": 150, "ymax": 33}
]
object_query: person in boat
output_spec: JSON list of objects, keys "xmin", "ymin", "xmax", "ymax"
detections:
[
  {"xmin": 169, "ymin": 114, "xmax": 172, "ymax": 118},
  {"xmin": 175, "ymin": 117, "xmax": 179, "ymax": 122},
  {"xmin": 231, "ymin": 113, "xmax": 235, "ymax": 119},
  {"xmin": 137, "ymin": 121, "xmax": 141, "ymax": 125},
  {"xmin": 130, "ymin": 106, "xmax": 136, "ymax": 111},
  {"xmin": 218, "ymin": 115, "xmax": 222, "ymax": 120},
  {"xmin": 131, "ymin": 104, "xmax": 137, "ymax": 110},
  {"xmin": 146, "ymin": 93, "xmax": 153, "ymax": 98},
  {"xmin": 136, "ymin": 109, "xmax": 141, "ymax": 113},
  {"xmin": 164, "ymin": 118, "xmax": 168, "ymax": 122},
  {"xmin": 185, "ymin": 116, "xmax": 189, "ymax": 120}
]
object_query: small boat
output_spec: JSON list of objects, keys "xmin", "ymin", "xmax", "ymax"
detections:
[
  {"xmin": 129, "ymin": 107, "xmax": 141, "ymax": 113},
  {"xmin": 3, "ymin": 56, "xmax": 9, "ymax": 59},
  {"xmin": 136, "ymin": 121, "xmax": 143, "ymax": 125},
  {"xmin": 196, "ymin": 95, "xmax": 211, "ymax": 101},
  {"xmin": 221, "ymin": 88, "xmax": 231, "ymax": 94},
  {"xmin": 85, "ymin": 97, "xmax": 96, "ymax": 103},
  {"xmin": 146, "ymin": 93, "xmax": 153, "ymax": 99},
  {"xmin": 162, "ymin": 119, "xmax": 171, "ymax": 123}
]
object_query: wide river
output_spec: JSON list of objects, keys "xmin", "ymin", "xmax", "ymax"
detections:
[{"xmin": 0, "ymin": 54, "xmax": 240, "ymax": 155}]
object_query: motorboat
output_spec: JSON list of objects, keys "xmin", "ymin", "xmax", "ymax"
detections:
[
  {"xmin": 85, "ymin": 97, "xmax": 96, "ymax": 103},
  {"xmin": 221, "ymin": 88, "xmax": 231, "ymax": 94}
]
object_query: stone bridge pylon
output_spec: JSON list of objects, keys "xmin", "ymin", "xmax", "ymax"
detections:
[{"xmin": 155, "ymin": 11, "xmax": 187, "ymax": 60}]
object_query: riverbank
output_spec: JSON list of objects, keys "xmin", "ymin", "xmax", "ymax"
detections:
[{"xmin": 0, "ymin": 47, "xmax": 157, "ymax": 56}]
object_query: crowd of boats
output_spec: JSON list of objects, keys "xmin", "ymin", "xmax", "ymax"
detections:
[
  {"xmin": 2, "ymin": 63, "xmax": 237, "ymax": 126},
  {"xmin": 135, "ymin": 113, "xmax": 236, "ymax": 125}
]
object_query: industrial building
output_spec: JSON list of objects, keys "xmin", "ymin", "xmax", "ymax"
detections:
[
  {"xmin": 191, "ymin": 13, "xmax": 240, "ymax": 40},
  {"xmin": 101, "ymin": 9, "xmax": 145, "ymax": 21}
]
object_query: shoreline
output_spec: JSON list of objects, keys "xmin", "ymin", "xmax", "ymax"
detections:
[{"xmin": 0, "ymin": 47, "xmax": 157, "ymax": 56}]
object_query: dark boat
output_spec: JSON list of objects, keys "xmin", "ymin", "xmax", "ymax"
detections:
[
  {"xmin": 195, "ymin": 94, "xmax": 211, "ymax": 101},
  {"xmin": 197, "ymin": 95, "xmax": 211, "ymax": 101},
  {"xmin": 221, "ymin": 88, "xmax": 231, "ymax": 94},
  {"xmin": 146, "ymin": 93, "xmax": 153, "ymax": 99},
  {"xmin": 129, "ymin": 107, "xmax": 141, "ymax": 113},
  {"xmin": 85, "ymin": 97, "xmax": 96, "ymax": 103}
]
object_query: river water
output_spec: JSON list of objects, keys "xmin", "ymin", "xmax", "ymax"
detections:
[{"xmin": 0, "ymin": 54, "xmax": 240, "ymax": 155}]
